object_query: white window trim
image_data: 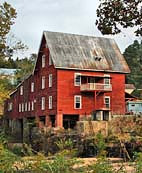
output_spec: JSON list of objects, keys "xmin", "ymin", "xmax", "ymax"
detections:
[
  {"xmin": 74, "ymin": 95, "xmax": 82, "ymax": 109},
  {"xmin": 28, "ymin": 102, "xmax": 31, "ymax": 111},
  {"xmin": 31, "ymin": 101, "xmax": 34, "ymax": 111},
  {"xmin": 42, "ymin": 76, "xmax": 45, "ymax": 89},
  {"xmin": 41, "ymin": 97, "xmax": 45, "ymax": 110},
  {"xmin": 19, "ymin": 103, "xmax": 21, "ymax": 112},
  {"xmin": 31, "ymin": 82, "xmax": 34, "ymax": 92},
  {"xmin": 74, "ymin": 73, "xmax": 81, "ymax": 86},
  {"xmin": 8, "ymin": 102, "xmax": 12, "ymax": 111},
  {"xmin": 42, "ymin": 55, "xmax": 46, "ymax": 68},
  {"xmin": 104, "ymin": 96, "xmax": 110, "ymax": 108},
  {"xmin": 49, "ymin": 74, "xmax": 52, "ymax": 87},
  {"xmin": 21, "ymin": 103, "xmax": 24, "ymax": 112},
  {"xmin": 49, "ymin": 96, "xmax": 52, "ymax": 109},
  {"xmin": 104, "ymin": 74, "xmax": 110, "ymax": 84},
  {"xmin": 20, "ymin": 86, "xmax": 23, "ymax": 95}
]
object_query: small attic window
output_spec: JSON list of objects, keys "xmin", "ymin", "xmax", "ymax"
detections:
[
  {"xmin": 42, "ymin": 55, "xmax": 45, "ymax": 68},
  {"xmin": 93, "ymin": 56, "xmax": 102, "ymax": 61}
]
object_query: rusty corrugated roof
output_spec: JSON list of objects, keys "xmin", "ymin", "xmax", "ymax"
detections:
[{"xmin": 44, "ymin": 31, "xmax": 130, "ymax": 73}]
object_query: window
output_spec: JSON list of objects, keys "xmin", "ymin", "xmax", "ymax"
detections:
[
  {"xmin": 42, "ymin": 55, "xmax": 45, "ymax": 68},
  {"xmin": 49, "ymin": 96, "xmax": 52, "ymax": 109},
  {"xmin": 8, "ymin": 102, "xmax": 12, "ymax": 111},
  {"xmin": 49, "ymin": 54, "xmax": 52, "ymax": 65},
  {"xmin": 25, "ymin": 102, "xmax": 27, "ymax": 111},
  {"xmin": 74, "ymin": 73, "xmax": 81, "ymax": 86},
  {"xmin": 49, "ymin": 74, "xmax": 52, "ymax": 87},
  {"xmin": 31, "ymin": 101, "xmax": 34, "ymax": 111},
  {"xmin": 74, "ymin": 95, "xmax": 82, "ymax": 109},
  {"xmin": 28, "ymin": 102, "xmax": 31, "ymax": 111},
  {"xmin": 41, "ymin": 97, "xmax": 45, "ymax": 110},
  {"xmin": 21, "ymin": 103, "xmax": 24, "ymax": 112},
  {"xmin": 104, "ymin": 75, "xmax": 110, "ymax": 85},
  {"xmin": 104, "ymin": 96, "xmax": 110, "ymax": 108},
  {"xmin": 20, "ymin": 86, "xmax": 23, "ymax": 95},
  {"xmin": 31, "ymin": 82, "xmax": 34, "ymax": 92},
  {"xmin": 42, "ymin": 76, "xmax": 45, "ymax": 89},
  {"xmin": 19, "ymin": 104, "xmax": 21, "ymax": 112}
]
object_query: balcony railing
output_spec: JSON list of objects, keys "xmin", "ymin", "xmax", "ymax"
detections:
[{"xmin": 80, "ymin": 83, "xmax": 112, "ymax": 92}]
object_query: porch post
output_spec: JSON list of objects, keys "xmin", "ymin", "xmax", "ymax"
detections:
[{"xmin": 56, "ymin": 111, "xmax": 63, "ymax": 127}]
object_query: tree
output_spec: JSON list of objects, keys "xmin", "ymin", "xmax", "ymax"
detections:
[
  {"xmin": 96, "ymin": 0, "xmax": 142, "ymax": 36},
  {"xmin": 15, "ymin": 54, "xmax": 37, "ymax": 84},
  {"xmin": 0, "ymin": 78, "xmax": 14, "ymax": 115},
  {"xmin": 0, "ymin": 2, "xmax": 16, "ymax": 59},
  {"xmin": 123, "ymin": 40, "xmax": 142, "ymax": 97},
  {"xmin": 0, "ymin": 2, "xmax": 27, "ymax": 63}
]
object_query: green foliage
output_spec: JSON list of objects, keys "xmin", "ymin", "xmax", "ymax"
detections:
[
  {"xmin": 134, "ymin": 152, "xmax": 142, "ymax": 173},
  {"xmin": 0, "ymin": 144, "xmax": 19, "ymax": 173},
  {"xmin": 56, "ymin": 138, "xmax": 73, "ymax": 151},
  {"xmin": 95, "ymin": 132, "xmax": 106, "ymax": 157},
  {"xmin": 96, "ymin": 0, "xmax": 142, "ymax": 36},
  {"xmin": 124, "ymin": 40, "xmax": 142, "ymax": 97},
  {"xmin": 15, "ymin": 54, "xmax": 36, "ymax": 84},
  {"xmin": 0, "ymin": 2, "xmax": 27, "ymax": 61},
  {"xmin": 89, "ymin": 158, "xmax": 114, "ymax": 173}
]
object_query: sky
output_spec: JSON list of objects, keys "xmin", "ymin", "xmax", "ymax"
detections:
[{"xmin": 2, "ymin": 0, "xmax": 140, "ymax": 57}]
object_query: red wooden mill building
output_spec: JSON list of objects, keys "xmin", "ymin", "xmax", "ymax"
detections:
[{"xmin": 5, "ymin": 31, "xmax": 130, "ymax": 130}]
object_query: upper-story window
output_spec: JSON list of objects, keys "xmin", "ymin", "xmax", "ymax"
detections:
[
  {"xmin": 31, "ymin": 101, "xmax": 34, "ymax": 111},
  {"xmin": 74, "ymin": 73, "xmax": 81, "ymax": 86},
  {"xmin": 49, "ymin": 96, "xmax": 52, "ymax": 109},
  {"xmin": 104, "ymin": 74, "xmax": 110, "ymax": 85},
  {"xmin": 49, "ymin": 54, "xmax": 53, "ymax": 66},
  {"xmin": 104, "ymin": 96, "xmax": 110, "ymax": 108},
  {"xmin": 74, "ymin": 95, "xmax": 82, "ymax": 109},
  {"xmin": 31, "ymin": 82, "xmax": 34, "ymax": 92},
  {"xmin": 21, "ymin": 103, "xmax": 24, "ymax": 112},
  {"xmin": 19, "ymin": 103, "xmax": 21, "ymax": 112},
  {"xmin": 42, "ymin": 55, "xmax": 46, "ymax": 68},
  {"xmin": 42, "ymin": 76, "xmax": 45, "ymax": 89},
  {"xmin": 8, "ymin": 102, "xmax": 12, "ymax": 111},
  {"xmin": 20, "ymin": 86, "xmax": 23, "ymax": 95},
  {"xmin": 41, "ymin": 97, "xmax": 45, "ymax": 110},
  {"xmin": 28, "ymin": 102, "xmax": 31, "ymax": 111},
  {"xmin": 49, "ymin": 74, "xmax": 52, "ymax": 87}
]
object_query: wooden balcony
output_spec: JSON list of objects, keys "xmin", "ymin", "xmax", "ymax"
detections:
[{"xmin": 80, "ymin": 83, "xmax": 112, "ymax": 92}]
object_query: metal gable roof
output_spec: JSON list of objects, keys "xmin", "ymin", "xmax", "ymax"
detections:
[{"xmin": 43, "ymin": 31, "xmax": 130, "ymax": 73}]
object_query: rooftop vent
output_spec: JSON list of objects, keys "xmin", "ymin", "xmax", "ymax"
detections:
[{"xmin": 94, "ymin": 56, "xmax": 102, "ymax": 61}]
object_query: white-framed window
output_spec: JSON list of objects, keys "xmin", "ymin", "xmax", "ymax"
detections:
[
  {"xmin": 49, "ymin": 54, "xmax": 52, "ymax": 65},
  {"xmin": 104, "ymin": 74, "xmax": 110, "ymax": 85},
  {"xmin": 74, "ymin": 73, "xmax": 81, "ymax": 86},
  {"xmin": 21, "ymin": 103, "xmax": 24, "ymax": 112},
  {"xmin": 19, "ymin": 104, "xmax": 21, "ymax": 112},
  {"xmin": 41, "ymin": 97, "xmax": 45, "ymax": 110},
  {"xmin": 28, "ymin": 102, "xmax": 31, "ymax": 111},
  {"xmin": 49, "ymin": 74, "xmax": 52, "ymax": 87},
  {"xmin": 74, "ymin": 95, "xmax": 82, "ymax": 109},
  {"xmin": 42, "ymin": 76, "xmax": 45, "ymax": 89},
  {"xmin": 104, "ymin": 96, "xmax": 110, "ymax": 108},
  {"xmin": 25, "ymin": 102, "xmax": 27, "ymax": 111},
  {"xmin": 8, "ymin": 102, "xmax": 13, "ymax": 111},
  {"xmin": 20, "ymin": 86, "xmax": 23, "ymax": 95},
  {"xmin": 49, "ymin": 96, "xmax": 52, "ymax": 109},
  {"xmin": 31, "ymin": 101, "xmax": 34, "ymax": 111},
  {"xmin": 42, "ymin": 55, "xmax": 46, "ymax": 68},
  {"xmin": 31, "ymin": 82, "xmax": 34, "ymax": 92}
]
